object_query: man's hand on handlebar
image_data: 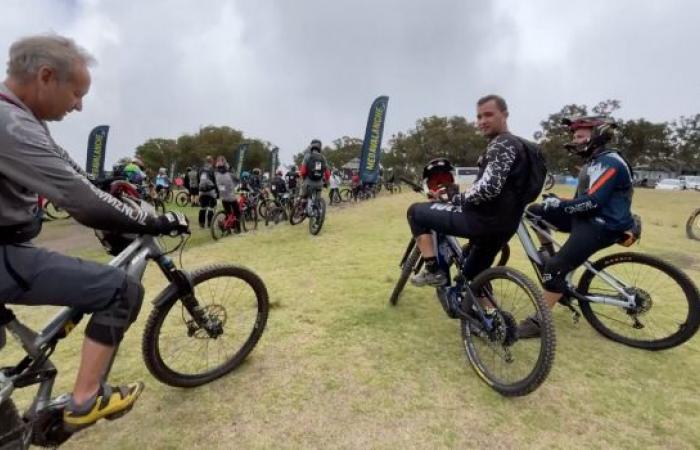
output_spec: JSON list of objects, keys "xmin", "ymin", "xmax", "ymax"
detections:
[{"xmin": 154, "ymin": 211, "xmax": 190, "ymax": 236}]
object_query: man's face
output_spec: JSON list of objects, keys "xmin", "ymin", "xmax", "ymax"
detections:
[
  {"xmin": 572, "ymin": 127, "xmax": 593, "ymax": 144},
  {"xmin": 476, "ymin": 100, "xmax": 508, "ymax": 138},
  {"xmin": 35, "ymin": 61, "xmax": 91, "ymax": 121}
]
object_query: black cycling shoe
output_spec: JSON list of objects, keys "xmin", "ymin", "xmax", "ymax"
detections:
[
  {"xmin": 517, "ymin": 316, "xmax": 542, "ymax": 339},
  {"xmin": 410, "ymin": 270, "xmax": 447, "ymax": 287}
]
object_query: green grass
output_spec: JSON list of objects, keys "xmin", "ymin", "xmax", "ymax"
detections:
[{"xmin": 3, "ymin": 187, "xmax": 700, "ymax": 449}]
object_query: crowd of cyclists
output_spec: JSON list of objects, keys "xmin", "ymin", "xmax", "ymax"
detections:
[{"xmin": 1, "ymin": 33, "xmax": 698, "ymax": 447}]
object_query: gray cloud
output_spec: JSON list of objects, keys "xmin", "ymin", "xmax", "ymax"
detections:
[{"xmin": 1, "ymin": 0, "xmax": 698, "ymax": 167}]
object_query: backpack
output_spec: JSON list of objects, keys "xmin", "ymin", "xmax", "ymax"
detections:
[
  {"xmin": 515, "ymin": 137, "xmax": 547, "ymax": 205},
  {"xmin": 307, "ymin": 152, "xmax": 326, "ymax": 181},
  {"xmin": 199, "ymin": 169, "xmax": 215, "ymax": 192}
]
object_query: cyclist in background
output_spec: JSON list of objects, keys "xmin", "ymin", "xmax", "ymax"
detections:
[
  {"xmin": 299, "ymin": 139, "xmax": 330, "ymax": 214},
  {"xmin": 214, "ymin": 156, "xmax": 241, "ymax": 233}
]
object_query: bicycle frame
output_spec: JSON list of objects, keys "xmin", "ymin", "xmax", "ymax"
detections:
[
  {"xmin": 0, "ymin": 234, "xmax": 196, "ymax": 424},
  {"xmin": 516, "ymin": 213, "xmax": 636, "ymax": 308}
]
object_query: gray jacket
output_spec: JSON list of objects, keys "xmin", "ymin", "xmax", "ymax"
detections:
[{"xmin": 0, "ymin": 82, "xmax": 156, "ymax": 234}]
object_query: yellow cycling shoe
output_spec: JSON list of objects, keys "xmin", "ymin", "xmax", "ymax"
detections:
[{"xmin": 63, "ymin": 381, "xmax": 145, "ymax": 433}]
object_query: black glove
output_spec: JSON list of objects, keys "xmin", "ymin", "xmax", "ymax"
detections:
[
  {"xmin": 154, "ymin": 211, "xmax": 190, "ymax": 236},
  {"xmin": 451, "ymin": 193, "xmax": 463, "ymax": 206}
]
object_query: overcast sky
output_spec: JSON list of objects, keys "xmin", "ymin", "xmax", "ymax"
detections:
[{"xmin": 2, "ymin": 0, "xmax": 698, "ymax": 167}]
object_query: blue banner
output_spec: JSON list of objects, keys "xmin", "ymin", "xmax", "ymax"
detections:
[
  {"xmin": 359, "ymin": 96, "xmax": 389, "ymax": 184},
  {"xmin": 233, "ymin": 143, "xmax": 248, "ymax": 176},
  {"xmin": 269, "ymin": 147, "xmax": 279, "ymax": 175},
  {"xmin": 85, "ymin": 125, "xmax": 109, "ymax": 179}
]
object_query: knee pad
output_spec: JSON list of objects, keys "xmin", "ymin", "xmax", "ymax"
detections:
[
  {"xmin": 86, "ymin": 275, "xmax": 144, "ymax": 346},
  {"xmin": 541, "ymin": 259, "xmax": 567, "ymax": 293}
]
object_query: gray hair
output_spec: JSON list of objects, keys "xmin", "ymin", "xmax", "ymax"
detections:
[{"xmin": 7, "ymin": 33, "xmax": 96, "ymax": 82}]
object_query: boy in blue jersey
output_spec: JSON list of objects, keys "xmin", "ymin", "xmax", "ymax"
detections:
[{"xmin": 519, "ymin": 116, "xmax": 635, "ymax": 337}]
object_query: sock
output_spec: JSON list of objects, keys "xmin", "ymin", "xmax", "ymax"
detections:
[{"xmin": 424, "ymin": 257, "xmax": 438, "ymax": 273}]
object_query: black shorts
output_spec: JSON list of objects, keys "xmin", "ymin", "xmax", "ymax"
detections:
[
  {"xmin": 406, "ymin": 202, "xmax": 511, "ymax": 279},
  {"xmin": 199, "ymin": 196, "xmax": 216, "ymax": 208}
]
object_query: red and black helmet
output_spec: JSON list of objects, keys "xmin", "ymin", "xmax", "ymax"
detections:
[
  {"xmin": 562, "ymin": 115, "xmax": 618, "ymax": 157},
  {"xmin": 422, "ymin": 157, "xmax": 455, "ymax": 191}
]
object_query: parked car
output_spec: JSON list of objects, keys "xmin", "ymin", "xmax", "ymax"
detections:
[
  {"xmin": 655, "ymin": 178, "xmax": 686, "ymax": 191},
  {"xmin": 680, "ymin": 175, "xmax": 700, "ymax": 190}
]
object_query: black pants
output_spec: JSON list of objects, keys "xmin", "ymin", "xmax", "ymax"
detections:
[
  {"xmin": 329, "ymin": 188, "xmax": 340, "ymax": 202},
  {"xmin": 406, "ymin": 202, "xmax": 511, "ymax": 280},
  {"xmin": 199, "ymin": 195, "xmax": 216, "ymax": 227},
  {"xmin": 528, "ymin": 204, "xmax": 623, "ymax": 292}
]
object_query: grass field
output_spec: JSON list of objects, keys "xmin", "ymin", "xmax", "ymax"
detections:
[{"xmin": 3, "ymin": 187, "xmax": 700, "ymax": 449}]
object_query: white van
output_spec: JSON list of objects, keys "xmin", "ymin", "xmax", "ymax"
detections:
[{"xmin": 455, "ymin": 167, "xmax": 479, "ymax": 185}]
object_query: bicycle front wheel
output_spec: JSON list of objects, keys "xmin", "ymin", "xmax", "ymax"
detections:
[
  {"xmin": 462, "ymin": 267, "xmax": 555, "ymax": 397},
  {"xmin": 389, "ymin": 242, "xmax": 421, "ymax": 306},
  {"xmin": 242, "ymin": 207, "xmax": 258, "ymax": 232},
  {"xmin": 210, "ymin": 211, "xmax": 230, "ymax": 240},
  {"xmin": 309, "ymin": 198, "xmax": 326, "ymax": 235},
  {"xmin": 578, "ymin": 252, "xmax": 700, "ymax": 350},
  {"xmin": 142, "ymin": 265, "xmax": 269, "ymax": 388},
  {"xmin": 686, "ymin": 208, "xmax": 700, "ymax": 241},
  {"xmin": 44, "ymin": 201, "xmax": 70, "ymax": 220}
]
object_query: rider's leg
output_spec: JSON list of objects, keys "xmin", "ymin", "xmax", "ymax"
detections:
[
  {"xmin": 520, "ymin": 219, "xmax": 623, "ymax": 338},
  {"xmin": 2, "ymin": 245, "xmax": 145, "ymax": 427}
]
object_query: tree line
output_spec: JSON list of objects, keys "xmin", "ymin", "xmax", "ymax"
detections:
[{"xmin": 131, "ymin": 100, "xmax": 700, "ymax": 177}]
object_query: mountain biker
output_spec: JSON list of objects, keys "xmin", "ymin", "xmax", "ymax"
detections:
[
  {"xmin": 270, "ymin": 169, "xmax": 287, "ymax": 200},
  {"xmin": 239, "ymin": 170, "xmax": 251, "ymax": 192},
  {"xmin": 214, "ymin": 156, "xmax": 241, "ymax": 233},
  {"xmin": 154, "ymin": 167, "xmax": 170, "ymax": 195},
  {"xmin": 123, "ymin": 157, "xmax": 145, "ymax": 186},
  {"xmin": 185, "ymin": 165, "xmax": 199, "ymax": 205},
  {"xmin": 249, "ymin": 168, "xmax": 263, "ymax": 193},
  {"xmin": 407, "ymin": 95, "xmax": 532, "ymax": 288},
  {"xmin": 299, "ymin": 139, "xmax": 330, "ymax": 213},
  {"xmin": 285, "ymin": 165, "xmax": 300, "ymax": 195},
  {"xmin": 197, "ymin": 156, "xmax": 218, "ymax": 228},
  {"xmin": 350, "ymin": 170, "xmax": 361, "ymax": 200},
  {"xmin": 0, "ymin": 34, "xmax": 188, "ymax": 432},
  {"xmin": 518, "ymin": 115, "xmax": 635, "ymax": 338},
  {"xmin": 329, "ymin": 169, "xmax": 342, "ymax": 202}
]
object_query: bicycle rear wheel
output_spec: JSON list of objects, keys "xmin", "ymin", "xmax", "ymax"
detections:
[
  {"xmin": 142, "ymin": 265, "xmax": 269, "ymax": 387},
  {"xmin": 462, "ymin": 267, "xmax": 555, "ymax": 397},
  {"xmin": 340, "ymin": 189, "xmax": 351, "ymax": 202},
  {"xmin": 389, "ymin": 242, "xmax": 421, "ymax": 306},
  {"xmin": 210, "ymin": 211, "xmax": 230, "ymax": 240},
  {"xmin": 242, "ymin": 207, "xmax": 258, "ymax": 232},
  {"xmin": 686, "ymin": 208, "xmax": 700, "ymax": 241},
  {"xmin": 175, "ymin": 191, "xmax": 189, "ymax": 207},
  {"xmin": 577, "ymin": 252, "xmax": 700, "ymax": 350}
]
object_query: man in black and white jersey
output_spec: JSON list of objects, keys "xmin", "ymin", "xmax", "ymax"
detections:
[
  {"xmin": 0, "ymin": 34, "xmax": 188, "ymax": 432},
  {"xmin": 407, "ymin": 95, "xmax": 531, "ymax": 286}
]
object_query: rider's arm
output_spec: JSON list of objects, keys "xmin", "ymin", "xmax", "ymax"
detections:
[
  {"xmin": 0, "ymin": 110, "xmax": 159, "ymax": 233},
  {"xmin": 457, "ymin": 136, "xmax": 518, "ymax": 206}
]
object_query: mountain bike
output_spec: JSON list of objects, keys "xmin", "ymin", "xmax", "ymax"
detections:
[
  {"xmin": 521, "ymin": 210, "xmax": 700, "ymax": 349},
  {"xmin": 0, "ymin": 202, "xmax": 269, "ymax": 449},
  {"xmin": 263, "ymin": 193, "xmax": 292, "ymax": 226},
  {"xmin": 686, "ymin": 208, "xmax": 700, "ymax": 241},
  {"xmin": 290, "ymin": 190, "xmax": 326, "ymax": 235},
  {"xmin": 389, "ymin": 184, "xmax": 555, "ymax": 397},
  {"xmin": 211, "ymin": 203, "xmax": 249, "ymax": 240}
]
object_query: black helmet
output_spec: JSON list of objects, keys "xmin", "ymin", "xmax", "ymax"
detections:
[
  {"xmin": 421, "ymin": 157, "xmax": 455, "ymax": 181},
  {"xmin": 290, "ymin": 165, "xmax": 297, "ymax": 172},
  {"xmin": 310, "ymin": 139, "xmax": 322, "ymax": 152},
  {"xmin": 422, "ymin": 157, "xmax": 455, "ymax": 191},
  {"xmin": 252, "ymin": 168, "xmax": 261, "ymax": 175},
  {"xmin": 562, "ymin": 115, "xmax": 618, "ymax": 158}
]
